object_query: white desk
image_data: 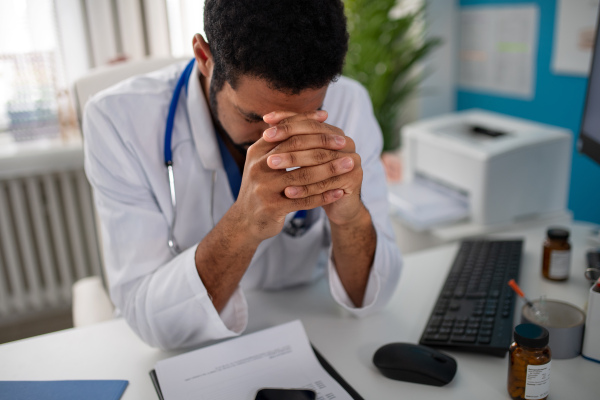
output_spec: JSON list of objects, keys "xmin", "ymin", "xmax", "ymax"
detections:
[{"xmin": 1, "ymin": 223, "xmax": 598, "ymax": 399}]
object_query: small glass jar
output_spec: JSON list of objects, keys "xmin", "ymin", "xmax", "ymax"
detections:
[
  {"xmin": 542, "ymin": 227, "xmax": 571, "ymax": 281},
  {"xmin": 507, "ymin": 324, "xmax": 551, "ymax": 400}
]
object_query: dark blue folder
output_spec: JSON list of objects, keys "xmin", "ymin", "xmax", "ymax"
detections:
[{"xmin": 0, "ymin": 380, "xmax": 128, "ymax": 400}]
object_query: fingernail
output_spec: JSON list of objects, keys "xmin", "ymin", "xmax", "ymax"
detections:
[
  {"xmin": 287, "ymin": 187, "xmax": 298, "ymax": 197},
  {"xmin": 270, "ymin": 156, "xmax": 282, "ymax": 166},
  {"xmin": 341, "ymin": 157, "xmax": 353, "ymax": 170},
  {"xmin": 316, "ymin": 110, "xmax": 327, "ymax": 118},
  {"xmin": 264, "ymin": 127, "xmax": 277, "ymax": 138},
  {"xmin": 264, "ymin": 112, "xmax": 276, "ymax": 119},
  {"xmin": 333, "ymin": 189, "xmax": 343, "ymax": 199},
  {"xmin": 334, "ymin": 135, "xmax": 345, "ymax": 146}
]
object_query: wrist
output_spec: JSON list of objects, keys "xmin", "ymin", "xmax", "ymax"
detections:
[
  {"xmin": 225, "ymin": 203, "xmax": 264, "ymax": 248},
  {"xmin": 329, "ymin": 203, "xmax": 372, "ymax": 230}
]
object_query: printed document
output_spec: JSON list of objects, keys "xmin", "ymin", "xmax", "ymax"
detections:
[
  {"xmin": 458, "ymin": 5, "xmax": 538, "ymax": 99},
  {"xmin": 154, "ymin": 320, "xmax": 353, "ymax": 400}
]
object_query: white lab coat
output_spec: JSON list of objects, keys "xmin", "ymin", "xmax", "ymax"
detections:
[{"xmin": 83, "ymin": 61, "xmax": 402, "ymax": 350}]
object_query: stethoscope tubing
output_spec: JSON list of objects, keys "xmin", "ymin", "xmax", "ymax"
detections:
[{"xmin": 165, "ymin": 59, "xmax": 196, "ymax": 256}]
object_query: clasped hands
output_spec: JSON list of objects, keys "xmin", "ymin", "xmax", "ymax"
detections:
[{"xmin": 234, "ymin": 110, "xmax": 365, "ymax": 241}]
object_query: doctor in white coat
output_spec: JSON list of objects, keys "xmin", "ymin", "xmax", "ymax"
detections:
[{"xmin": 83, "ymin": 0, "xmax": 402, "ymax": 350}]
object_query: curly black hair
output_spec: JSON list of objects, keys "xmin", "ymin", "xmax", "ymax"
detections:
[{"xmin": 204, "ymin": 0, "xmax": 349, "ymax": 95}]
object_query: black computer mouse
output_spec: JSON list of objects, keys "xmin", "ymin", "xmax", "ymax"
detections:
[{"xmin": 372, "ymin": 343, "xmax": 457, "ymax": 386}]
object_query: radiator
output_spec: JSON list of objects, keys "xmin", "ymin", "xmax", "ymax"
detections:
[{"xmin": 0, "ymin": 141, "xmax": 102, "ymax": 320}]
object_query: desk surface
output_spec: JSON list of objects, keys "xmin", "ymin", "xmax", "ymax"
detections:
[{"xmin": 1, "ymin": 222, "xmax": 598, "ymax": 399}]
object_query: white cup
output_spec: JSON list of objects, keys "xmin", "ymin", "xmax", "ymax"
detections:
[{"xmin": 521, "ymin": 299, "xmax": 585, "ymax": 359}]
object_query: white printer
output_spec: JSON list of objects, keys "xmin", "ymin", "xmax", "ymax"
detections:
[{"xmin": 392, "ymin": 110, "xmax": 572, "ymax": 233}]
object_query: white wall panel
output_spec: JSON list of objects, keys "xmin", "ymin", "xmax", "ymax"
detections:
[
  {"xmin": 418, "ymin": 0, "xmax": 458, "ymax": 119},
  {"xmin": 143, "ymin": 0, "xmax": 171, "ymax": 57},
  {"xmin": 116, "ymin": 0, "xmax": 147, "ymax": 59},
  {"xmin": 85, "ymin": 0, "xmax": 119, "ymax": 66}
]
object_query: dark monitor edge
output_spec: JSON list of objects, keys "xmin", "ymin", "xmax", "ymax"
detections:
[{"xmin": 578, "ymin": 6, "xmax": 600, "ymax": 167}]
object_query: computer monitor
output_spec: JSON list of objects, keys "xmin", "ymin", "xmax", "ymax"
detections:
[{"xmin": 578, "ymin": 9, "xmax": 600, "ymax": 165}]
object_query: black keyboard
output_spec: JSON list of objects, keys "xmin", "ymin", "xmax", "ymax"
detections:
[{"xmin": 419, "ymin": 239, "xmax": 524, "ymax": 357}]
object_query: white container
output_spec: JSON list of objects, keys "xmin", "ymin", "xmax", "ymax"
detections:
[
  {"xmin": 582, "ymin": 279, "xmax": 600, "ymax": 363},
  {"xmin": 521, "ymin": 300, "xmax": 585, "ymax": 359}
]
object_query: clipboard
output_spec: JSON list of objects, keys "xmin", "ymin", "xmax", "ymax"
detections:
[{"xmin": 149, "ymin": 345, "xmax": 364, "ymax": 400}]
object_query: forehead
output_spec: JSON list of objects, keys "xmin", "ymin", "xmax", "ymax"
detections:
[{"xmin": 223, "ymin": 75, "xmax": 328, "ymax": 115}]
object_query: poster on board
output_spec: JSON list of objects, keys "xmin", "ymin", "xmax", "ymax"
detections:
[
  {"xmin": 458, "ymin": 5, "xmax": 539, "ymax": 99},
  {"xmin": 552, "ymin": 0, "xmax": 599, "ymax": 76}
]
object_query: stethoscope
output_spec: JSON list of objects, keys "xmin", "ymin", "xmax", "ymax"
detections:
[{"xmin": 164, "ymin": 59, "xmax": 307, "ymax": 256}]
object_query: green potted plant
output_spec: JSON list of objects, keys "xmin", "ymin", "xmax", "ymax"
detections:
[{"xmin": 344, "ymin": 0, "xmax": 441, "ymax": 154}]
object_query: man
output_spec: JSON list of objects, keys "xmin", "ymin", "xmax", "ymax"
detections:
[{"xmin": 83, "ymin": 0, "xmax": 401, "ymax": 350}]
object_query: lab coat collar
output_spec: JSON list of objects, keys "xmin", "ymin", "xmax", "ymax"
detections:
[{"xmin": 186, "ymin": 61, "xmax": 222, "ymax": 171}]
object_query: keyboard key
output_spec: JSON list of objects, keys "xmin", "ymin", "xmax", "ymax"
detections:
[
  {"xmin": 466, "ymin": 292, "xmax": 486, "ymax": 299},
  {"xmin": 450, "ymin": 335, "xmax": 477, "ymax": 343},
  {"xmin": 479, "ymin": 336, "xmax": 492, "ymax": 344},
  {"xmin": 425, "ymin": 334, "xmax": 450, "ymax": 342}
]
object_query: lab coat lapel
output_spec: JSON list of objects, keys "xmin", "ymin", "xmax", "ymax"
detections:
[{"xmin": 186, "ymin": 61, "xmax": 221, "ymax": 172}]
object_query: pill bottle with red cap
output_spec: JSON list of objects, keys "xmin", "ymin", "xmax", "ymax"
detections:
[
  {"xmin": 542, "ymin": 227, "xmax": 571, "ymax": 281},
  {"xmin": 507, "ymin": 323, "xmax": 551, "ymax": 400}
]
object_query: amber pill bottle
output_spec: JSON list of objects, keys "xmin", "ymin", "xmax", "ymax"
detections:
[
  {"xmin": 542, "ymin": 227, "xmax": 571, "ymax": 281},
  {"xmin": 507, "ymin": 324, "xmax": 551, "ymax": 400}
]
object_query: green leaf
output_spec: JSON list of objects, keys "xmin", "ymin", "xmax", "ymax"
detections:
[{"xmin": 343, "ymin": 0, "xmax": 441, "ymax": 151}]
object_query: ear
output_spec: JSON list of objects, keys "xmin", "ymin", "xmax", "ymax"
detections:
[{"xmin": 192, "ymin": 34, "xmax": 213, "ymax": 78}]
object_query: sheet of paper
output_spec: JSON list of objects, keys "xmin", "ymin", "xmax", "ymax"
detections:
[
  {"xmin": 552, "ymin": 0, "xmax": 599, "ymax": 76},
  {"xmin": 388, "ymin": 177, "xmax": 469, "ymax": 231},
  {"xmin": 155, "ymin": 320, "xmax": 353, "ymax": 400},
  {"xmin": 458, "ymin": 5, "xmax": 539, "ymax": 99}
]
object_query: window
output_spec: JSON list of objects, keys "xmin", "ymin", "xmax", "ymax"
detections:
[
  {"xmin": 0, "ymin": 0, "xmax": 71, "ymax": 143},
  {"xmin": 166, "ymin": 0, "xmax": 205, "ymax": 57}
]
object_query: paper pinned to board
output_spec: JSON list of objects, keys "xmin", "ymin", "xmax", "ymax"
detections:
[
  {"xmin": 552, "ymin": 0, "xmax": 600, "ymax": 76},
  {"xmin": 154, "ymin": 320, "xmax": 354, "ymax": 400},
  {"xmin": 388, "ymin": 177, "xmax": 469, "ymax": 231},
  {"xmin": 458, "ymin": 5, "xmax": 539, "ymax": 99}
]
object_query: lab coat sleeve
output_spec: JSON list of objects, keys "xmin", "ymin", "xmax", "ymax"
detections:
[
  {"xmin": 83, "ymin": 99, "xmax": 246, "ymax": 350},
  {"xmin": 326, "ymin": 81, "xmax": 403, "ymax": 316}
]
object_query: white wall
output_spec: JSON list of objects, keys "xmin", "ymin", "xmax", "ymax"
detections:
[{"xmin": 417, "ymin": 0, "xmax": 457, "ymax": 119}]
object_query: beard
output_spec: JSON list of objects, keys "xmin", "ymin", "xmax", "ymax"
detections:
[{"xmin": 208, "ymin": 77, "xmax": 254, "ymax": 157}]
